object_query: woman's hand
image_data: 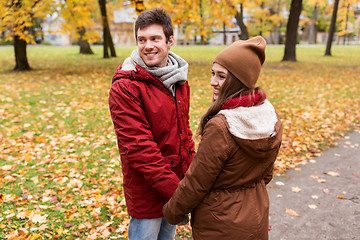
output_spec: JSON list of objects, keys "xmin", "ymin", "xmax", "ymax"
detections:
[{"xmin": 177, "ymin": 214, "xmax": 189, "ymax": 226}]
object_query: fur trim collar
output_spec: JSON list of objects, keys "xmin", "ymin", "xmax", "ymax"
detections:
[{"xmin": 218, "ymin": 99, "xmax": 277, "ymax": 140}]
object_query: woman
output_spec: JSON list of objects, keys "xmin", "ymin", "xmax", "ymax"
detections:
[{"xmin": 162, "ymin": 36, "xmax": 283, "ymax": 239}]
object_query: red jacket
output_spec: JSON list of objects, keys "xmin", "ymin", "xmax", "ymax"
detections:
[{"xmin": 109, "ymin": 64, "xmax": 195, "ymax": 219}]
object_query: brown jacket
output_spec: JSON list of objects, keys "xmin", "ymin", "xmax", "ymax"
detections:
[{"xmin": 163, "ymin": 100, "xmax": 283, "ymax": 240}]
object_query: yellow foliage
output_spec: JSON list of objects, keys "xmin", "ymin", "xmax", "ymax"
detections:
[
  {"xmin": 59, "ymin": 0, "xmax": 100, "ymax": 43},
  {"xmin": 0, "ymin": 0, "xmax": 55, "ymax": 43}
]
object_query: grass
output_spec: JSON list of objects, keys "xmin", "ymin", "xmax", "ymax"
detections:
[{"xmin": 0, "ymin": 44, "xmax": 360, "ymax": 239}]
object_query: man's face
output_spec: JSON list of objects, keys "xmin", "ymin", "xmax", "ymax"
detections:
[{"xmin": 137, "ymin": 24, "xmax": 174, "ymax": 68}]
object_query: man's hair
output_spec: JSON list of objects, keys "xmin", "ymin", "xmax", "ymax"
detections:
[{"xmin": 135, "ymin": 8, "xmax": 173, "ymax": 43}]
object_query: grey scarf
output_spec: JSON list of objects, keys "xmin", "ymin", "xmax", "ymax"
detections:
[{"xmin": 122, "ymin": 49, "xmax": 188, "ymax": 96}]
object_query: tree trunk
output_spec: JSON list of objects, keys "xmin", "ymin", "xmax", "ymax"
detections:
[
  {"xmin": 259, "ymin": 2, "xmax": 265, "ymax": 36},
  {"xmin": 308, "ymin": 4, "xmax": 318, "ymax": 44},
  {"xmin": 107, "ymin": 26, "xmax": 116, "ymax": 57},
  {"xmin": 325, "ymin": 0, "xmax": 339, "ymax": 56},
  {"xmin": 223, "ymin": 23, "xmax": 227, "ymax": 45},
  {"xmin": 199, "ymin": 0, "xmax": 205, "ymax": 45},
  {"xmin": 274, "ymin": 0, "xmax": 282, "ymax": 44},
  {"xmin": 14, "ymin": 35, "xmax": 31, "ymax": 71},
  {"xmin": 343, "ymin": 4, "xmax": 350, "ymax": 45},
  {"xmin": 234, "ymin": 4, "xmax": 249, "ymax": 40},
  {"xmin": 282, "ymin": 0, "xmax": 303, "ymax": 62},
  {"xmin": 78, "ymin": 27, "xmax": 94, "ymax": 54},
  {"xmin": 98, "ymin": 0, "xmax": 116, "ymax": 58}
]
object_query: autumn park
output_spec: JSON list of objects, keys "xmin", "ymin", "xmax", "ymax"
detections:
[{"xmin": 1, "ymin": 0, "xmax": 360, "ymax": 239}]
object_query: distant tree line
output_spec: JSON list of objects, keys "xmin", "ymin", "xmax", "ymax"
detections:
[{"xmin": 1, "ymin": 0, "xmax": 360, "ymax": 71}]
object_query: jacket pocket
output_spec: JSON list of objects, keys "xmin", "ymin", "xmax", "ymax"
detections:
[{"xmin": 164, "ymin": 155, "xmax": 179, "ymax": 168}]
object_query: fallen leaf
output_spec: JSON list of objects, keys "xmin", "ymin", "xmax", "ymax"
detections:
[
  {"xmin": 308, "ymin": 204, "xmax": 317, "ymax": 209},
  {"xmin": 337, "ymin": 195, "xmax": 345, "ymax": 199},
  {"xmin": 1, "ymin": 165, "xmax": 16, "ymax": 171},
  {"xmin": 291, "ymin": 186, "xmax": 302, "ymax": 193},
  {"xmin": 31, "ymin": 214, "xmax": 48, "ymax": 224},
  {"xmin": 48, "ymin": 196, "xmax": 58, "ymax": 202},
  {"xmin": 115, "ymin": 224, "xmax": 127, "ymax": 233},
  {"xmin": 86, "ymin": 232, "xmax": 98, "ymax": 240},
  {"xmin": 85, "ymin": 221, "xmax": 92, "ymax": 229},
  {"xmin": 317, "ymin": 179, "xmax": 326, "ymax": 183},
  {"xmin": 4, "ymin": 175, "xmax": 16, "ymax": 183},
  {"xmin": 64, "ymin": 223, "xmax": 72, "ymax": 228},
  {"xmin": 285, "ymin": 208, "xmax": 301, "ymax": 217},
  {"xmin": 6, "ymin": 213, "xmax": 15, "ymax": 219},
  {"xmin": 78, "ymin": 223, "xmax": 87, "ymax": 232},
  {"xmin": 39, "ymin": 224, "xmax": 48, "ymax": 231},
  {"xmin": 16, "ymin": 211, "xmax": 26, "ymax": 219},
  {"xmin": 18, "ymin": 228, "xmax": 29, "ymax": 236},
  {"xmin": 100, "ymin": 229, "xmax": 111, "ymax": 238},
  {"xmin": 275, "ymin": 181, "xmax": 285, "ymax": 186},
  {"xmin": 27, "ymin": 233, "xmax": 41, "ymax": 240},
  {"xmin": 310, "ymin": 175, "xmax": 319, "ymax": 179},
  {"xmin": 323, "ymin": 188, "xmax": 331, "ymax": 194},
  {"xmin": 5, "ymin": 230, "xmax": 18, "ymax": 240},
  {"xmin": 324, "ymin": 171, "xmax": 340, "ymax": 177},
  {"xmin": 311, "ymin": 195, "xmax": 319, "ymax": 199}
]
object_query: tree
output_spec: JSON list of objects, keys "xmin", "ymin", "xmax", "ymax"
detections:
[
  {"xmin": 273, "ymin": 0, "xmax": 283, "ymax": 44},
  {"xmin": 325, "ymin": 0, "xmax": 340, "ymax": 56},
  {"xmin": 336, "ymin": 0, "xmax": 359, "ymax": 45},
  {"xmin": 0, "ymin": 0, "xmax": 55, "ymax": 71},
  {"xmin": 356, "ymin": 17, "xmax": 360, "ymax": 42},
  {"xmin": 308, "ymin": 1, "xmax": 318, "ymax": 44},
  {"xmin": 98, "ymin": 0, "xmax": 116, "ymax": 58},
  {"xmin": 59, "ymin": 0, "xmax": 99, "ymax": 55},
  {"xmin": 282, "ymin": 0, "xmax": 303, "ymax": 62},
  {"xmin": 224, "ymin": 1, "xmax": 249, "ymax": 40},
  {"xmin": 78, "ymin": 27, "xmax": 94, "ymax": 54}
]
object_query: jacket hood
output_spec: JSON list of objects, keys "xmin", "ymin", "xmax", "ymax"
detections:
[
  {"xmin": 112, "ymin": 63, "xmax": 131, "ymax": 83},
  {"xmin": 218, "ymin": 100, "xmax": 282, "ymax": 159}
]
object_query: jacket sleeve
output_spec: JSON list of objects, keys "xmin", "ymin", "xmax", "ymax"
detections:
[
  {"xmin": 163, "ymin": 116, "xmax": 232, "ymax": 224},
  {"xmin": 263, "ymin": 162, "xmax": 274, "ymax": 185},
  {"xmin": 109, "ymin": 80, "xmax": 180, "ymax": 200},
  {"xmin": 185, "ymin": 83, "xmax": 196, "ymax": 156},
  {"xmin": 264, "ymin": 115, "xmax": 282, "ymax": 185}
]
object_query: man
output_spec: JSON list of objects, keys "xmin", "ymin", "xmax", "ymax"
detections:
[{"xmin": 109, "ymin": 8, "xmax": 195, "ymax": 240}]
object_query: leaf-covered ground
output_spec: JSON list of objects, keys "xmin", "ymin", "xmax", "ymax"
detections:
[{"xmin": 0, "ymin": 45, "xmax": 359, "ymax": 239}]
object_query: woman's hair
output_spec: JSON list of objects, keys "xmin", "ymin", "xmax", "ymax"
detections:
[
  {"xmin": 135, "ymin": 8, "xmax": 174, "ymax": 43},
  {"xmin": 197, "ymin": 70, "xmax": 266, "ymax": 136}
]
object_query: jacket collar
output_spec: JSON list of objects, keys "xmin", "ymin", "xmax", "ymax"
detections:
[{"xmin": 112, "ymin": 64, "xmax": 174, "ymax": 98}]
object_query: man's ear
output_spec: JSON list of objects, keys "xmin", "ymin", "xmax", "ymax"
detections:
[{"xmin": 168, "ymin": 35, "xmax": 175, "ymax": 48}]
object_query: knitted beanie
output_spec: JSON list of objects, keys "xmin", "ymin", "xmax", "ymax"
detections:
[{"xmin": 213, "ymin": 36, "xmax": 266, "ymax": 89}]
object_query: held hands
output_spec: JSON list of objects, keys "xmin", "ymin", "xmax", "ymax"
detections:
[{"xmin": 177, "ymin": 214, "xmax": 189, "ymax": 226}]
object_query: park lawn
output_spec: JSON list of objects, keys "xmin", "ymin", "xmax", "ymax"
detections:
[{"xmin": 0, "ymin": 44, "xmax": 360, "ymax": 239}]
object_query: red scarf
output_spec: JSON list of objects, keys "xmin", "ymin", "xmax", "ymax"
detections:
[{"xmin": 220, "ymin": 90, "xmax": 266, "ymax": 110}]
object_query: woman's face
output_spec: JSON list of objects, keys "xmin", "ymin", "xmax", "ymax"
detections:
[{"xmin": 210, "ymin": 63, "xmax": 228, "ymax": 101}]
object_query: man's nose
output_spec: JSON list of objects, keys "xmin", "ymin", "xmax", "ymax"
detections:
[{"xmin": 145, "ymin": 40, "xmax": 153, "ymax": 49}]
